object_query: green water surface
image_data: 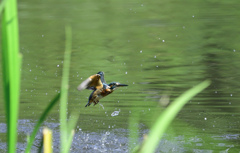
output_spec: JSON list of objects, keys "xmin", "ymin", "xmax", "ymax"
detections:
[{"xmin": 1, "ymin": 0, "xmax": 240, "ymax": 152}]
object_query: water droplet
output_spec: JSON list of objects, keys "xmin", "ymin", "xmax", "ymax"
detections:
[
  {"xmin": 125, "ymin": 72, "xmax": 128, "ymax": 74},
  {"xmin": 29, "ymin": 69, "xmax": 32, "ymax": 72},
  {"xmin": 192, "ymin": 15, "xmax": 195, "ymax": 18},
  {"xmin": 57, "ymin": 65, "xmax": 59, "ymax": 67},
  {"xmin": 111, "ymin": 111, "xmax": 120, "ymax": 117},
  {"xmin": 162, "ymin": 40, "xmax": 165, "ymax": 42},
  {"xmin": 140, "ymin": 50, "xmax": 142, "ymax": 53},
  {"xmin": 99, "ymin": 104, "xmax": 104, "ymax": 109},
  {"xmin": 204, "ymin": 117, "xmax": 207, "ymax": 120},
  {"xmin": 233, "ymin": 49, "xmax": 236, "ymax": 52},
  {"xmin": 230, "ymin": 94, "xmax": 233, "ymax": 97},
  {"xmin": 154, "ymin": 55, "xmax": 156, "ymax": 58}
]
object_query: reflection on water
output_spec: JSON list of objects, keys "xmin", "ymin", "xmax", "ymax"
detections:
[{"xmin": 0, "ymin": 0, "xmax": 240, "ymax": 152}]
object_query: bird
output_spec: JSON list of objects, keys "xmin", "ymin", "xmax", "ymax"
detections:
[{"xmin": 77, "ymin": 71, "xmax": 128, "ymax": 107}]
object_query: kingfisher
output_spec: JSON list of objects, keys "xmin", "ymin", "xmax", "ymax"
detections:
[{"xmin": 77, "ymin": 71, "xmax": 128, "ymax": 107}]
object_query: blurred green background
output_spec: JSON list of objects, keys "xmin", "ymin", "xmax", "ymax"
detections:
[{"xmin": 1, "ymin": 0, "xmax": 240, "ymax": 152}]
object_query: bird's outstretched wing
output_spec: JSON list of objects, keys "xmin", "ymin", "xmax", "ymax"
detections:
[
  {"xmin": 77, "ymin": 73, "xmax": 103, "ymax": 91},
  {"xmin": 97, "ymin": 71, "xmax": 106, "ymax": 84}
]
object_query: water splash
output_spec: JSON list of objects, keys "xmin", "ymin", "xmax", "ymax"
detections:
[
  {"xmin": 99, "ymin": 104, "xmax": 104, "ymax": 109},
  {"xmin": 111, "ymin": 111, "xmax": 120, "ymax": 117}
]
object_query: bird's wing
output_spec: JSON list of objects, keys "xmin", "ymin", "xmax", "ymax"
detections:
[
  {"xmin": 77, "ymin": 74, "xmax": 103, "ymax": 91},
  {"xmin": 97, "ymin": 71, "xmax": 106, "ymax": 84}
]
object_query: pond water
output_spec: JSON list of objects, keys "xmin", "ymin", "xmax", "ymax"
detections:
[{"xmin": 1, "ymin": 0, "xmax": 240, "ymax": 152}]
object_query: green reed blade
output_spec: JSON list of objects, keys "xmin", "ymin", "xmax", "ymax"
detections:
[
  {"xmin": 1, "ymin": 10, "xmax": 10, "ymax": 147},
  {"xmin": 60, "ymin": 25, "xmax": 73, "ymax": 153},
  {"xmin": 64, "ymin": 111, "xmax": 79, "ymax": 152},
  {"xmin": 25, "ymin": 93, "xmax": 60, "ymax": 153},
  {"xmin": 1, "ymin": 0, "xmax": 20, "ymax": 152},
  {"xmin": 0, "ymin": 0, "xmax": 6, "ymax": 15},
  {"xmin": 140, "ymin": 80, "xmax": 211, "ymax": 153},
  {"xmin": 65, "ymin": 130, "xmax": 75, "ymax": 152},
  {"xmin": 128, "ymin": 111, "xmax": 140, "ymax": 152},
  {"xmin": 67, "ymin": 113, "xmax": 79, "ymax": 136}
]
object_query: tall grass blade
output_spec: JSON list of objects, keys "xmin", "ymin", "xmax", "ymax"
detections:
[
  {"xmin": 65, "ymin": 130, "xmax": 75, "ymax": 152},
  {"xmin": 60, "ymin": 25, "xmax": 73, "ymax": 153},
  {"xmin": 0, "ymin": 0, "xmax": 6, "ymax": 15},
  {"xmin": 140, "ymin": 80, "xmax": 211, "ymax": 153},
  {"xmin": 1, "ymin": 15, "xmax": 10, "ymax": 150},
  {"xmin": 1, "ymin": 0, "xmax": 20, "ymax": 152},
  {"xmin": 65, "ymin": 112, "xmax": 79, "ymax": 152},
  {"xmin": 67, "ymin": 113, "xmax": 79, "ymax": 137},
  {"xmin": 128, "ymin": 112, "xmax": 139, "ymax": 152},
  {"xmin": 25, "ymin": 93, "xmax": 60, "ymax": 153}
]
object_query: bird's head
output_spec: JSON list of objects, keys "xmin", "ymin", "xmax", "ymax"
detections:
[{"xmin": 108, "ymin": 82, "xmax": 128, "ymax": 90}]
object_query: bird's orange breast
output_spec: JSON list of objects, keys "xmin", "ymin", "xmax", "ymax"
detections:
[{"xmin": 100, "ymin": 88, "xmax": 113, "ymax": 97}]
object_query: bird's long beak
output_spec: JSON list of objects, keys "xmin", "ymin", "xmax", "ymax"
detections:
[{"xmin": 117, "ymin": 84, "xmax": 128, "ymax": 87}]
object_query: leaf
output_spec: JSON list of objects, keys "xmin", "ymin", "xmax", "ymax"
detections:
[
  {"xmin": 25, "ymin": 93, "xmax": 60, "ymax": 153},
  {"xmin": 140, "ymin": 80, "xmax": 211, "ymax": 153}
]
